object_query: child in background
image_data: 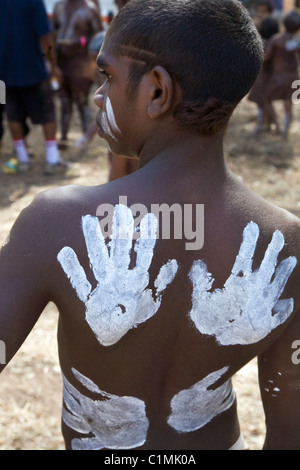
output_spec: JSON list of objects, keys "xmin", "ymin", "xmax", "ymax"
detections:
[
  {"xmin": 248, "ymin": 16, "xmax": 280, "ymax": 135},
  {"xmin": 263, "ymin": 10, "xmax": 300, "ymax": 139}
]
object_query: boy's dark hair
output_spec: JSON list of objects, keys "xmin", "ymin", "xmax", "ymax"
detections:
[
  {"xmin": 260, "ymin": 16, "xmax": 279, "ymax": 39},
  {"xmin": 106, "ymin": 0, "xmax": 264, "ymax": 135},
  {"xmin": 283, "ymin": 10, "xmax": 300, "ymax": 33}
]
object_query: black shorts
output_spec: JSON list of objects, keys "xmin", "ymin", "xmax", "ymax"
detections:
[{"xmin": 6, "ymin": 79, "xmax": 55, "ymax": 124}]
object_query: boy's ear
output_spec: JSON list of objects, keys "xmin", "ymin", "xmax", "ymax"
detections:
[{"xmin": 147, "ymin": 66, "xmax": 174, "ymax": 119}]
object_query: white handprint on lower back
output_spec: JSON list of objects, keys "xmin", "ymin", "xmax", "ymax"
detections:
[
  {"xmin": 57, "ymin": 204, "xmax": 178, "ymax": 346},
  {"xmin": 63, "ymin": 368, "xmax": 149, "ymax": 450},
  {"xmin": 167, "ymin": 366, "xmax": 235, "ymax": 432},
  {"xmin": 189, "ymin": 221, "xmax": 297, "ymax": 345}
]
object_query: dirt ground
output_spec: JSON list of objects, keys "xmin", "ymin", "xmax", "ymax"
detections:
[{"xmin": 0, "ymin": 92, "xmax": 300, "ymax": 450}]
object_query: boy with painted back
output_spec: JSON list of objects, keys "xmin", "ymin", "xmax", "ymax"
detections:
[{"xmin": 1, "ymin": 0, "xmax": 300, "ymax": 450}]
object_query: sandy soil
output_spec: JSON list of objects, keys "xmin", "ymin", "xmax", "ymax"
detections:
[{"xmin": 0, "ymin": 93, "xmax": 300, "ymax": 450}]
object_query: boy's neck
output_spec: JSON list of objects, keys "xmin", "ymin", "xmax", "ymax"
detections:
[{"xmin": 138, "ymin": 129, "xmax": 225, "ymax": 175}]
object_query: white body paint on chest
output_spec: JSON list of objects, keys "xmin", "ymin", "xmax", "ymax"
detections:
[
  {"xmin": 189, "ymin": 221, "xmax": 297, "ymax": 346},
  {"xmin": 167, "ymin": 366, "xmax": 235, "ymax": 432},
  {"xmin": 63, "ymin": 368, "xmax": 149, "ymax": 450},
  {"xmin": 57, "ymin": 204, "xmax": 178, "ymax": 346},
  {"xmin": 100, "ymin": 97, "xmax": 121, "ymax": 141}
]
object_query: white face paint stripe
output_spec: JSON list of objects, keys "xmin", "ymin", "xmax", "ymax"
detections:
[
  {"xmin": 100, "ymin": 97, "xmax": 121, "ymax": 142},
  {"xmin": 167, "ymin": 366, "xmax": 235, "ymax": 432},
  {"xmin": 189, "ymin": 222, "xmax": 297, "ymax": 346},
  {"xmin": 106, "ymin": 97, "xmax": 121, "ymax": 134},
  {"xmin": 62, "ymin": 368, "xmax": 149, "ymax": 450},
  {"xmin": 101, "ymin": 110, "xmax": 117, "ymax": 141}
]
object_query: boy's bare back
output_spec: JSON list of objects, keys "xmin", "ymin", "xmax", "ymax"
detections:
[{"xmin": 1, "ymin": 0, "xmax": 300, "ymax": 450}]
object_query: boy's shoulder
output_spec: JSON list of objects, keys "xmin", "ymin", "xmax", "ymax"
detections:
[{"xmin": 226, "ymin": 172, "xmax": 300, "ymax": 256}]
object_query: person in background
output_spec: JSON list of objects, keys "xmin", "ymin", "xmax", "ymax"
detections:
[
  {"xmin": 264, "ymin": 10, "xmax": 300, "ymax": 139},
  {"xmin": 0, "ymin": 0, "xmax": 66, "ymax": 174},
  {"xmin": 52, "ymin": 0, "xmax": 103, "ymax": 149},
  {"xmin": 248, "ymin": 15, "xmax": 280, "ymax": 134}
]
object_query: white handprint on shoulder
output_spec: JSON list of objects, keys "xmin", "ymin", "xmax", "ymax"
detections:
[
  {"xmin": 189, "ymin": 221, "xmax": 297, "ymax": 345},
  {"xmin": 57, "ymin": 204, "xmax": 178, "ymax": 346}
]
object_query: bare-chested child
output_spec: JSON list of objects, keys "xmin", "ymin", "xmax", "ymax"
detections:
[
  {"xmin": 1, "ymin": 0, "xmax": 300, "ymax": 450},
  {"xmin": 263, "ymin": 10, "xmax": 300, "ymax": 139},
  {"xmin": 53, "ymin": 0, "xmax": 103, "ymax": 148},
  {"xmin": 248, "ymin": 15, "xmax": 279, "ymax": 135}
]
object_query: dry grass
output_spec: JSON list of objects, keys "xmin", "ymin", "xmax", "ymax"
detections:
[{"xmin": 1, "ymin": 94, "xmax": 300, "ymax": 449}]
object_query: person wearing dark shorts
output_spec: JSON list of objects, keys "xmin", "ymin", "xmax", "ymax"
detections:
[
  {"xmin": 6, "ymin": 80, "xmax": 56, "ymax": 127},
  {"xmin": 0, "ymin": 0, "xmax": 67, "ymax": 174}
]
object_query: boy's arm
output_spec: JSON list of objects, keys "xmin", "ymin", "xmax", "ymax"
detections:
[
  {"xmin": 0, "ymin": 194, "xmax": 54, "ymax": 372},
  {"xmin": 258, "ymin": 306, "xmax": 300, "ymax": 449}
]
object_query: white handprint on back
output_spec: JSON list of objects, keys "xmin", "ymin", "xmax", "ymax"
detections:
[
  {"xmin": 189, "ymin": 221, "xmax": 297, "ymax": 345},
  {"xmin": 62, "ymin": 368, "xmax": 149, "ymax": 450},
  {"xmin": 167, "ymin": 366, "xmax": 235, "ymax": 432},
  {"xmin": 57, "ymin": 204, "xmax": 178, "ymax": 346}
]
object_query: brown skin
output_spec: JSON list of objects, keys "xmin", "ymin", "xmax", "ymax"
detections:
[
  {"xmin": 52, "ymin": 0, "xmax": 103, "ymax": 141},
  {"xmin": 1, "ymin": 36, "xmax": 300, "ymax": 450},
  {"xmin": 106, "ymin": 0, "xmax": 139, "ymax": 182},
  {"xmin": 107, "ymin": 150, "xmax": 138, "ymax": 180}
]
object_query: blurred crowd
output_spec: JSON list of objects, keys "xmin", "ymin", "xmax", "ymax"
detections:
[{"xmin": 248, "ymin": 0, "xmax": 300, "ymax": 139}]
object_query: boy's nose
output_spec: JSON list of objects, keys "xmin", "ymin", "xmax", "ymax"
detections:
[{"xmin": 94, "ymin": 89, "xmax": 104, "ymax": 109}]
